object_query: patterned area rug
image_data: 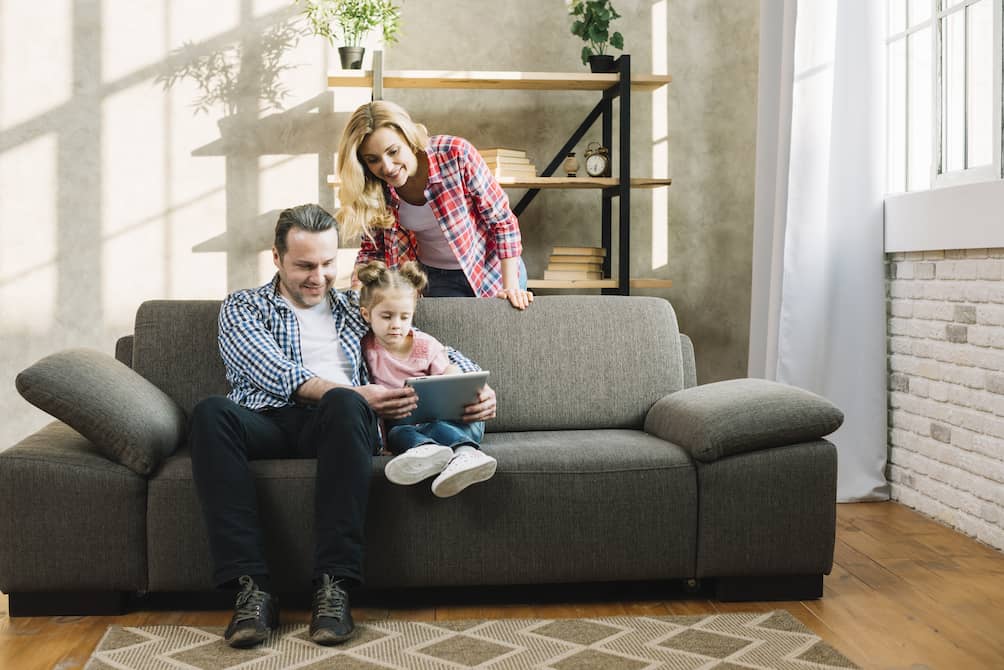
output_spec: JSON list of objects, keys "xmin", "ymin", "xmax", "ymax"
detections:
[{"xmin": 85, "ymin": 610, "xmax": 859, "ymax": 669}]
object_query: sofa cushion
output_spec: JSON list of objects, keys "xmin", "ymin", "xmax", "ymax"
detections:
[
  {"xmin": 15, "ymin": 348, "xmax": 187, "ymax": 475},
  {"xmin": 415, "ymin": 296, "xmax": 686, "ymax": 432},
  {"xmin": 644, "ymin": 378, "xmax": 844, "ymax": 462},
  {"xmin": 146, "ymin": 430, "xmax": 698, "ymax": 591},
  {"xmin": 132, "ymin": 300, "xmax": 229, "ymax": 413}
]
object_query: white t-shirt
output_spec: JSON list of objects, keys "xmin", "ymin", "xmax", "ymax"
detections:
[
  {"xmin": 291, "ymin": 300, "xmax": 353, "ymax": 386},
  {"xmin": 398, "ymin": 200, "xmax": 462, "ymax": 270}
]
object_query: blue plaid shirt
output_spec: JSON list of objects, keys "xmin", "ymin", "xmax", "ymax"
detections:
[{"xmin": 219, "ymin": 275, "xmax": 479, "ymax": 411}]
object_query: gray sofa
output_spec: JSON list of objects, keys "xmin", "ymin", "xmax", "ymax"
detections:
[{"xmin": 1, "ymin": 296, "xmax": 842, "ymax": 615}]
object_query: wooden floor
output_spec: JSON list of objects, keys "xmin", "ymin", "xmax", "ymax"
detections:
[{"xmin": 2, "ymin": 501, "xmax": 1003, "ymax": 669}]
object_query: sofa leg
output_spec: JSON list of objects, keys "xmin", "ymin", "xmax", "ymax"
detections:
[
  {"xmin": 7, "ymin": 591, "xmax": 129, "ymax": 617},
  {"xmin": 715, "ymin": 574, "xmax": 823, "ymax": 602}
]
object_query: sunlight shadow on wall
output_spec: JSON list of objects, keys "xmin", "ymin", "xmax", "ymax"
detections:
[{"xmin": 651, "ymin": 0, "xmax": 669, "ymax": 272}]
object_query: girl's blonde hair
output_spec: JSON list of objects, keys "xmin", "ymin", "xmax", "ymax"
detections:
[
  {"xmin": 357, "ymin": 260, "xmax": 428, "ymax": 309},
  {"xmin": 336, "ymin": 101, "xmax": 430, "ymax": 242}
]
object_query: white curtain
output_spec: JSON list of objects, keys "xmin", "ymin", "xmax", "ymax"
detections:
[{"xmin": 750, "ymin": 0, "xmax": 889, "ymax": 502}]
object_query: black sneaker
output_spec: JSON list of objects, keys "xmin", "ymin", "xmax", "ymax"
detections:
[
  {"xmin": 309, "ymin": 574, "xmax": 355, "ymax": 645},
  {"xmin": 224, "ymin": 575, "xmax": 279, "ymax": 648}
]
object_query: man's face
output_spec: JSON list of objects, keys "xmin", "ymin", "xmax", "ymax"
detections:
[{"xmin": 273, "ymin": 227, "xmax": 339, "ymax": 308}]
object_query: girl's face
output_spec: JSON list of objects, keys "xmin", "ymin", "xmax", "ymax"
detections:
[
  {"xmin": 358, "ymin": 126, "xmax": 418, "ymax": 189},
  {"xmin": 361, "ymin": 287, "xmax": 418, "ymax": 349}
]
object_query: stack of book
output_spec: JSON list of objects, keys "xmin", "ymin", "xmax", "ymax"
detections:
[
  {"xmin": 478, "ymin": 147, "xmax": 537, "ymax": 179},
  {"xmin": 543, "ymin": 246, "xmax": 606, "ymax": 280}
]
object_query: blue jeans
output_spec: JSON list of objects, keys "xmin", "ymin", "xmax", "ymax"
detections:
[
  {"xmin": 385, "ymin": 420, "xmax": 485, "ymax": 455},
  {"xmin": 421, "ymin": 259, "xmax": 527, "ymax": 297}
]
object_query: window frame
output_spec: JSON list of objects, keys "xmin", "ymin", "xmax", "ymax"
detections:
[
  {"xmin": 886, "ymin": 0, "xmax": 1003, "ymax": 193},
  {"xmin": 931, "ymin": 0, "xmax": 1003, "ymax": 188}
]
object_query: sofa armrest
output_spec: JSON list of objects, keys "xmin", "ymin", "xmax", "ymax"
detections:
[
  {"xmin": 15, "ymin": 348, "xmax": 187, "ymax": 475},
  {"xmin": 644, "ymin": 378, "xmax": 843, "ymax": 462},
  {"xmin": 679, "ymin": 333, "xmax": 697, "ymax": 388}
]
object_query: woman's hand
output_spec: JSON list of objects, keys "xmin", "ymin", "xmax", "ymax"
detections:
[
  {"xmin": 462, "ymin": 384, "xmax": 497, "ymax": 422},
  {"xmin": 496, "ymin": 288, "xmax": 533, "ymax": 310},
  {"xmin": 353, "ymin": 384, "xmax": 417, "ymax": 420}
]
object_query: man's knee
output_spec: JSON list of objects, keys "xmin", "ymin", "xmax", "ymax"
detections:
[
  {"xmin": 318, "ymin": 387, "xmax": 370, "ymax": 417},
  {"xmin": 189, "ymin": 395, "xmax": 239, "ymax": 432}
]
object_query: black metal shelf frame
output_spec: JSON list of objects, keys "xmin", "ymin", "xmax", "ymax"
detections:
[{"xmin": 512, "ymin": 55, "xmax": 632, "ymax": 295}]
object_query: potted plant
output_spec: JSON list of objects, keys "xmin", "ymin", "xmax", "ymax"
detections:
[
  {"xmin": 297, "ymin": 0, "xmax": 402, "ymax": 70},
  {"xmin": 567, "ymin": 0, "xmax": 624, "ymax": 73}
]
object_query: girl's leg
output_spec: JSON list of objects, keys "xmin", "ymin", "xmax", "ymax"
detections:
[
  {"xmin": 419, "ymin": 420, "xmax": 485, "ymax": 450},
  {"xmin": 429, "ymin": 421, "xmax": 495, "ymax": 498},
  {"xmin": 383, "ymin": 422, "xmax": 454, "ymax": 486}
]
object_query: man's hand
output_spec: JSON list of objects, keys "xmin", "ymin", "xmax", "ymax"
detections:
[
  {"xmin": 462, "ymin": 383, "xmax": 497, "ymax": 422},
  {"xmin": 353, "ymin": 384, "xmax": 417, "ymax": 420}
]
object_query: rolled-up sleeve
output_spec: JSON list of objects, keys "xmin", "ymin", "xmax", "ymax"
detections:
[
  {"xmin": 446, "ymin": 346, "xmax": 481, "ymax": 373},
  {"xmin": 219, "ymin": 297, "xmax": 314, "ymax": 405},
  {"xmin": 355, "ymin": 229, "xmax": 386, "ymax": 266},
  {"xmin": 463, "ymin": 142, "xmax": 523, "ymax": 259}
]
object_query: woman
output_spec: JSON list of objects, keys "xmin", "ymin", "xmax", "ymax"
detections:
[{"xmin": 336, "ymin": 100, "xmax": 533, "ymax": 310}]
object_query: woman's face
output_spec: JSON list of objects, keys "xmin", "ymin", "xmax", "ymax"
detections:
[{"xmin": 358, "ymin": 126, "xmax": 418, "ymax": 188}]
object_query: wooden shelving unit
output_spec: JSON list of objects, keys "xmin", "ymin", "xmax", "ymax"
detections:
[
  {"xmin": 527, "ymin": 278, "xmax": 674, "ymax": 289},
  {"xmin": 328, "ymin": 175, "xmax": 672, "ymax": 189},
  {"xmin": 327, "ymin": 70, "xmax": 671, "ymax": 91},
  {"xmin": 327, "ymin": 59, "xmax": 673, "ymax": 294}
]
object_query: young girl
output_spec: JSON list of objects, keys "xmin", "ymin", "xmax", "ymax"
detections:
[{"xmin": 357, "ymin": 260, "xmax": 497, "ymax": 497}]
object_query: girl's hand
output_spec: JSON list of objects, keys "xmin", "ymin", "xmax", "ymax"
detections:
[
  {"xmin": 462, "ymin": 384, "xmax": 497, "ymax": 422},
  {"xmin": 444, "ymin": 364, "xmax": 461, "ymax": 375},
  {"xmin": 496, "ymin": 288, "xmax": 533, "ymax": 310}
]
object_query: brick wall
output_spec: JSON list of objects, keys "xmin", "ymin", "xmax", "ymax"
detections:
[{"xmin": 887, "ymin": 248, "xmax": 1004, "ymax": 552}]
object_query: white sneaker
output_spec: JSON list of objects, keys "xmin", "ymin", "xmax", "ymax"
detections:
[
  {"xmin": 384, "ymin": 444, "xmax": 454, "ymax": 485},
  {"xmin": 431, "ymin": 450, "xmax": 498, "ymax": 498}
]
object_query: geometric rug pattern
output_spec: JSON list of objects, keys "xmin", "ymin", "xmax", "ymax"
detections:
[{"xmin": 85, "ymin": 610, "xmax": 859, "ymax": 669}]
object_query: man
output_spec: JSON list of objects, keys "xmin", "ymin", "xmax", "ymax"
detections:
[{"xmin": 189, "ymin": 204, "xmax": 496, "ymax": 648}]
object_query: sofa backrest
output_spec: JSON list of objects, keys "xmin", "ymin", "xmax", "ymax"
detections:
[
  {"xmin": 131, "ymin": 295, "xmax": 685, "ymax": 431},
  {"xmin": 133, "ymin": 301, "xmax": 229, "ymax": 415},
  {"xmin": 416, "ymin": 296, "xmax": 684, "ymax": 431}
]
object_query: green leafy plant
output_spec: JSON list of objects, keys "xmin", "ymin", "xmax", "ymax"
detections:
[
  {"xmin": 567, "ymin": 0, "xmax": 624, "ymax": 65},
  {"xmin": 297, "ymin": 0, "xmax": 402, "ymax": 48}
]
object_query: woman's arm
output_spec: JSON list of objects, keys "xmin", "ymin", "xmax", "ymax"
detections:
[{"xmin": 460, "ymin": 140, "xmax": 532, "ymax": 308}]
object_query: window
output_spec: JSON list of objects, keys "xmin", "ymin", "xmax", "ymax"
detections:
[{"xmin": 886, "ymin": 0, "xmax": 1002, "ymax": 193}]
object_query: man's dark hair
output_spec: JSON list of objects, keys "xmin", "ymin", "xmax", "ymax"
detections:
[{"xmin": 274, "ymin": 204, "xmax": 337, "ymax": 257}]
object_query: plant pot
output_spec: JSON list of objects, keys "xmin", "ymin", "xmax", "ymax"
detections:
[
  {"xmin": 588, "ymin": 54, "xmax": 617, "ymax": 73},
  {"xmin": 338, "ymin": 46, "xmax": 365, "ymax": 70}
]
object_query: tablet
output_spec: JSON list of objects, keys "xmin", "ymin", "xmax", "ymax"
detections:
[{"xmin": 401, "ymin": 371, "xmax": 490, "ymax": 424}]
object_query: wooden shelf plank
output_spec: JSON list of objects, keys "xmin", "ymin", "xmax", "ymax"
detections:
[
  {"xmin": 527, "ymin": 278, "xmax": 673, "ymax": 289},
  {"xmin": 327, "ymin": 70, "xmax": 672, "ymax": 91},
  {"xmin": 326, "ymin": 175, "xmax": 671, "ymax": 189}
]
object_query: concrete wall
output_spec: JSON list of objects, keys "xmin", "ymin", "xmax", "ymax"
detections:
[
  {"xmin": 0, "ymin": 0, "xmax": 758, "ymax": 450},
  {"xmin": 887, "ymin": 249, "xmax": 1004, "ymax": 551}
]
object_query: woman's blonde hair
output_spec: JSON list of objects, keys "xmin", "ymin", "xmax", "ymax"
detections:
[
  {"xmin": 336, "ymin": 101, "xmax": 430, "ymax": 242},
  {"xmin": 357, "ymin": 260, "xmax": 428, "ymax": 309}
]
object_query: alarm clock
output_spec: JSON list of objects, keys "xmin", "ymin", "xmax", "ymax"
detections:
[{"xmin": 584, "ymin": 141, "xmax": 611, "ymax": 177}]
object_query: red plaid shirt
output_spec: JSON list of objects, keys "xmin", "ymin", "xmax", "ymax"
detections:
[{"xmin": 356, "ymin": 135, "xmax": 523, "ymax": 297}]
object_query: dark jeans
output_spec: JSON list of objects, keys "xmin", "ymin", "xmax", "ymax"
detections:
[
  {"xmin": 189, "ymin": 388, "xmax": 379, "ymax": 588},
  {"xmin": 385, "ymin": 420, "xmax": 485, "ymax": 455},
  {"xmin": 420, "ymin": 259, "xmax": 528, "ymax": 297}
]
